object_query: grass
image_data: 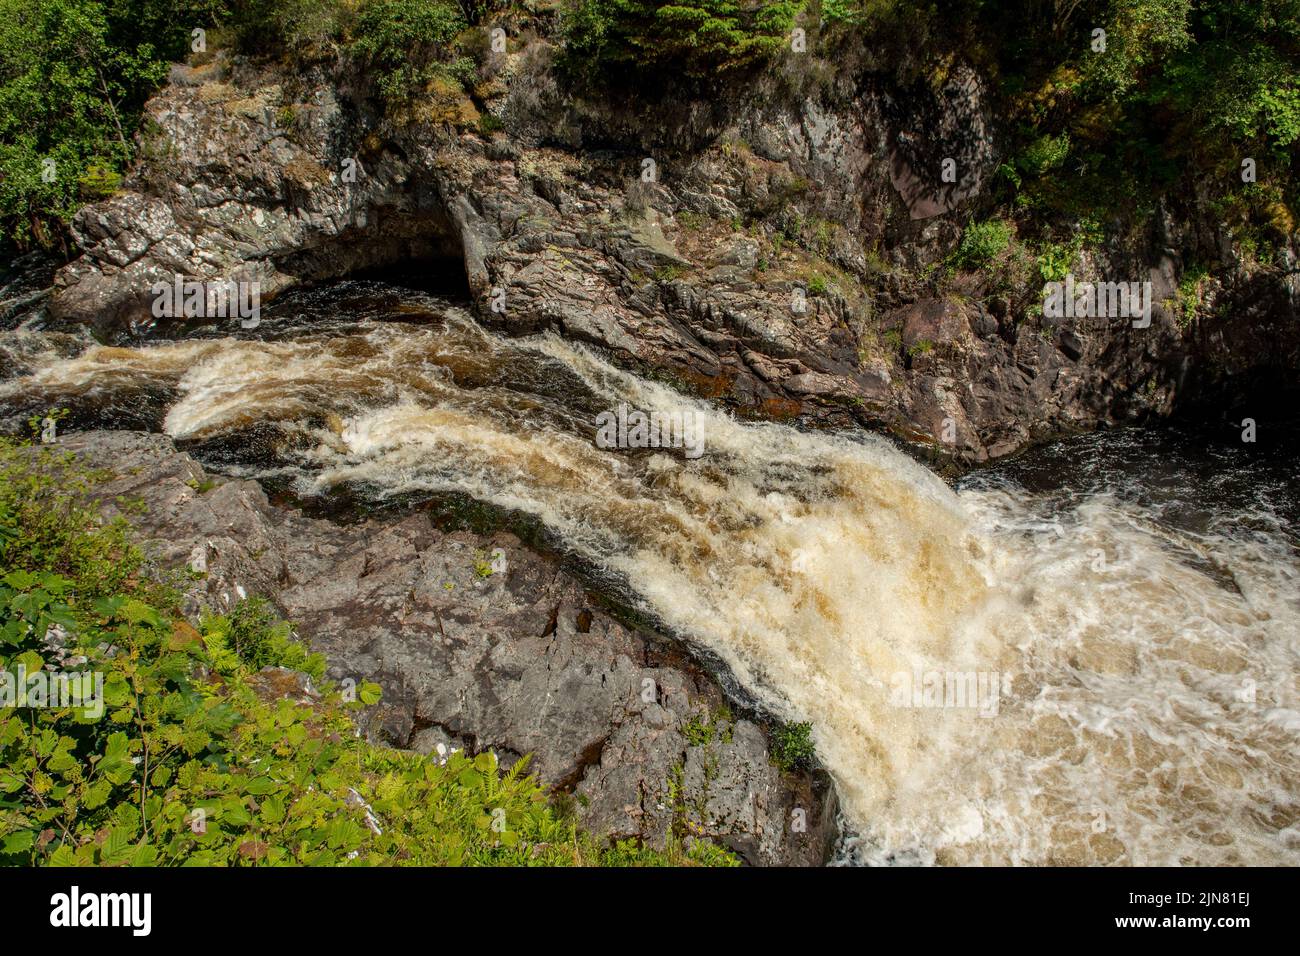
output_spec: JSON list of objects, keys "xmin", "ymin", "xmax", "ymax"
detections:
[{"xmin": 681, "ymin": 705, "xmax": 734, "ymax": 747}]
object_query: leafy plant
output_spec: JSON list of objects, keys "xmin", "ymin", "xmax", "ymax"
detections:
[
  {"xmin": 770, "ymin": 720, "xmax": 815, "ymax": 771},
  {"xmin": 562, "ymin": 0, "xmax": 804, "ymax": 80},
  {"xmin": 681, "ymin": 705, "xmax": 732, "ymax": 746},
  {"xmin": 951, "ymin": 219, "xmax": 1014, "ymax": 272},
  {"xmin": 348, "ymin": 0, "xmax": 468, "ymax": 105},
  {"xmin": 0, "ymin": 0, "xmax": 218, "ymax": 248}
]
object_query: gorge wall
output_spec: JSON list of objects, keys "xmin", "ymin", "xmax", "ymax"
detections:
[{"xmin": 45, "ymin": 28, "xmax": 1300, "ymax": 467}]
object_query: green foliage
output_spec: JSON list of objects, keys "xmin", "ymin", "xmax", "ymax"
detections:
[
  {"xmin": 222, "ymin": 0, "xmax": 351, "ymax": 56},
  {"xmin": 200, "ymin": 596, "xmax": 326, "ymax": 679},
  {"xmin": 599, "ymin": 834, "xmax": 741, "ymax": 866},
  {"xmin": 1035, "ymin": 218, "xmax": 1102, "ymax": 284},
  {"xmin": 970, "ymin": 0, "xmax": 1300, "ymax": 223},
  {"xmin": 452, "ymin": 0, "xmax": 509, "ymax": 26},
  {"xmin": 562, "ymin": 0, "xmax": 804, "ymax": 79},
  {"xmin": 348, "ymin": 0, "xmax": 468, "ymax": 105},
  {"xmin": 0, "ymin": 0, "xmax": 227, "ymax": 248},
  {"xmin": 1035, "ymin": 241, "xmax": 1076, "ymax": 284},
  {"xmin": 0, "ymin": 0, "xmax": 149, "ymax": 246},
  {"xmin": 681, "ymin": 704, "xmax": 732, "ymax": 746},
  {"xmin": 1173, "ymin": 263, "xmax": 1209, "ymax": 327},
  {"xmin": 0, "ymin": 439, "xmax": 737, "ymax": 867},
  {"xmin": 770, "ymin": 720, "xmax": 814, "ymax": 771},
  {"xmin": 1017, "ymin": 133, "xmax": 1071, "ymax": 178},
  {"xmin": 951, "ymin": 219, "xmax": 1014, "ymax": 272}
]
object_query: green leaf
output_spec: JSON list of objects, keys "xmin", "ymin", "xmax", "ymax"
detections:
[
  {"xmin": 100, "ymin": 827, "xmax": 131, "ymax": 865},
  {"xmin": 83, "ymin": 778, "xmax": 112, "ymax": 809},
  {"xmin": 130, "ymin": 843, "xmax": 158, "ymax": 867},
  {"xmin": 2, "ymin": 830, "xmax": 33, "ymax": 854},
  {"xmin": 117, "ymin": 599, "xmax": 163, "ymax": 628},
  {"xmin": 259, "ymin": 795, "xmax": 285, "ymax": 824},
  {"xmin": 47, "ymin": 844, "xmax": 77, "ymax": 867}
]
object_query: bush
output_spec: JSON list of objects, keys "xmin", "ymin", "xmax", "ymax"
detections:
[
  {"xmin": 349, "ymin": 0, "xmax": 468, "ymax": 105},
  {"xmin": 770, "ymin": 720, "xmax": 815, "ymax": 771},
  {"xmin": 951, "ymin": 219, "xmax": 1013, "ymax": 271},
  {"xmin": 223, "ymin": 0, "xmax": 350, "ymax": 56},
  {"xmin": 562, "ymin": 0, "xmax": 804, "ymax": 80},
  {"xmin": 0, "ymin": 0, "xmax": 229, "ymax": 249},
  {"xmin": 201, "ymin": 596, "xmax": 326, "ymax": 678}
]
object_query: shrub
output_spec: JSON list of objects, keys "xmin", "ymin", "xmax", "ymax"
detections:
[
  {"xmin": 1035, "ymin": 241, "xmax": 1076, "ymax": 284},
  {"xmin": 561, "ymin": 0, "xmax": 804, "ymax": 80},
  {"xmin": 224, "ymin": 0, "xmax": 351, "ymax": 56},
  {"xmin": 348, "ymin": 0, "xmax": 468, "ymax": 105},
  {"xmin": 770, "ymin": 720, "xmax": 815, "ymax": 771},
  {"xmin": 201, "ymin": 596, "xmax": 326, "ymax": 678},
  {"xmin": 951, "ymin": 219, "xmax": 1014, "ymax": 271},
  {"xmin": 1017, "ymin": 133, "xmax": 1071, "ymax": 178}
]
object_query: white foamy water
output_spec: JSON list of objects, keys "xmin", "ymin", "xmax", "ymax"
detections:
[{"xmin": 3, "ymin": 301, "xmax": 1297, "ymax": 865}]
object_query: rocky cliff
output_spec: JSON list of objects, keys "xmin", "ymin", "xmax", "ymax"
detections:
[{"xmin": 46, "ymin": 30, "xmax": 1299, "ymax": 466}]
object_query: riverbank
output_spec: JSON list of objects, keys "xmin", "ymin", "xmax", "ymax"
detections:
[{"xmin": 37, "ymin": 428, "xmax": 839, "ymax": 865}]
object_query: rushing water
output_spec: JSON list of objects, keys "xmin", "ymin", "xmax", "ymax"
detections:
[{"xmin": 2, "ymin": 281, "xmax": 1297, "ymax": 865}]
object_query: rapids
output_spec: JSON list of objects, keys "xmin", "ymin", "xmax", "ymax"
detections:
[{"xmin": 2, "ymin": 281, "xmax": 1296, "ymax": 865}]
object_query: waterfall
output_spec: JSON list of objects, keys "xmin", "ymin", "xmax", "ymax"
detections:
[{"xmin": 3, "ymin": 287, "xmax": 1296, "ymax": 865}]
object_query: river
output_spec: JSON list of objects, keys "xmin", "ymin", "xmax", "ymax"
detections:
[{"xmin": 2, "ymin": 278, "xmax": 1296, "ymax": 865}]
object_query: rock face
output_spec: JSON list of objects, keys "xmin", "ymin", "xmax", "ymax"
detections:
[
  {"xmin": 46, "ymin": 43, "xmax": 1299, "ymax": 464},
  {"xmin": 57, "ymin": 430, "xmax": 837, "ymax": 866}
]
